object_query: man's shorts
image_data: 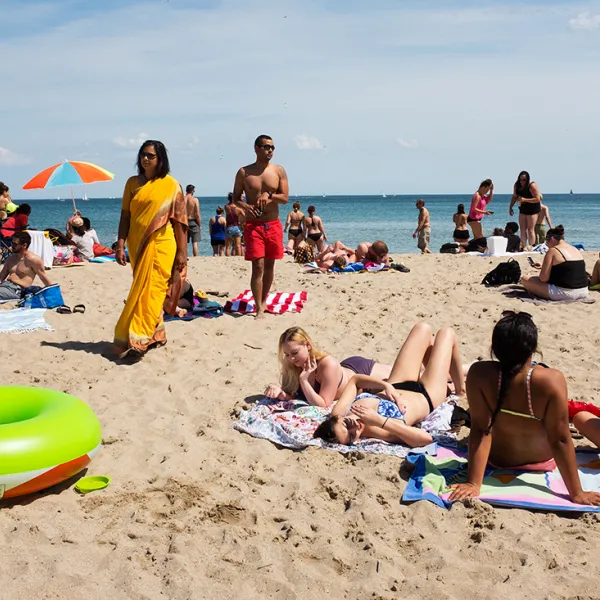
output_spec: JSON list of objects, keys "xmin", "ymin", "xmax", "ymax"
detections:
[
  {"xmin": 0, "ymin": 281, "xmax": 23, "ymax": 302},
  {"xmin": 244, "ymin": 219, "xmax": 284, "ymax": 261},
  {"xmin": 187, "ymin": 219, "xmax": 201, "ymax": 243},
  {"xmin": 418, "ymin": 226, "xmax": 431, "ymax": 251}
]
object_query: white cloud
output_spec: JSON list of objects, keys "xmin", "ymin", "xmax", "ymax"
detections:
[
  {"xmin": 295, "ymin": 134, "xmax": 324, "ymax": 150},
  {"xmin": 112, "ymin": 133, "xmax": 149, "ymax": 149},
  {"xmin": 396, "ymin": 138, "xmax": 419, "ymax": 149},
  {"xmin": 0, "ymin": 146, "xmax": 30, "ymax": 166},
  {"xmin": 568, "ymin": 12, "xmax": 600, "ymax": 30}
]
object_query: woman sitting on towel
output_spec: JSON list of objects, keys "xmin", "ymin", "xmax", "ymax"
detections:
[
  {"xmin": 521, "ymin": 225, "xmax": 589, "ymax": 302},
  {"xmin": 264, "ymin": 327, "xmax": 392, "ymax": 408},
  {"xmin": 313, "ymin": 323, "xmax": 465, "ymax": 447},
  {"xmin": 449, "ymin": 311, "xmax": 600, "ymax": 506}
]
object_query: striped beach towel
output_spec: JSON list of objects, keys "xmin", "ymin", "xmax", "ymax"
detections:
[{"xmin": 224, "ymin": 290, "xmax": 308, "ymax": 314}]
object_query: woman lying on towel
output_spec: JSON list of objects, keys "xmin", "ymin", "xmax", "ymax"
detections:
[
  {"xmin": 449, "ymin": 311, "xmax": 600, "ymax": 506},
  {"xmin": 264, "ymin": 327, "xmax": 392, "ymax": 408},
  {"xmin": 313, "ymin": 323, "xmax": 466, "ymax": 446}
]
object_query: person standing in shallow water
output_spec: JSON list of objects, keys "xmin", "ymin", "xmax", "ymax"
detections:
[
  {"xmin": 185, "ymin": 184, "xmax": 201, "ymax": 257},
  {"xmin": 114, "ymin": 140, "xmax": 188, "ymax": 359},
  {"xmin": 232, "ymin": 135, "xmax": 289, "ymax": 319},
  {"xmin": 509, "ymin": 170, "xmax": 542, "ymax": 249},
  {"xmin": 413, "ymin": 199, "xmax": 431, "ymax": 254},
  {"xmin": 467, "ymin": 179, "xmax": 494, "ymax": 240}
]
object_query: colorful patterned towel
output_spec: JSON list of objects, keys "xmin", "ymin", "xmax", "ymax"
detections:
[
  {"xmin": 403, "ymin": 446, "xmax": 600, "ymax": 512},
  {"xmin": 224, "ymin": 290, "xmax": 307, "ymax": 314},
  {"xmin": 164, "ymin": 299, "xmax": 223, "ymax": 321},
  {"xmin": 90, "ymin": 256, "xmax": 117, "ymax": 263},
  {"xmin": 0, "ymin": 308, "xmax": 52, "ymax": 334},
  {"xmin": 233, "ymin": 398, "xmax": 457, "ymax": 457}
]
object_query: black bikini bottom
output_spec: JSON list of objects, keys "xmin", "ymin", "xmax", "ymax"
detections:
[
  {"xmin": 453, "ymin": 229, "xmax": 469, "ymax": 240},
  {"xmin": 392, "ymin": 381, "xmax": 434, "ymax": 414},
  {"xmin": 307, "ymin": 232, "xmax": 322, "ymax": 242},
  {"xmin": 289, "ymin": 228, "xmax": 302, "ymax": 237}
]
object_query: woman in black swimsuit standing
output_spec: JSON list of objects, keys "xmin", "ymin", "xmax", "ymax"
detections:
[
  {"xmin": 509, "ymin": 171, "xmax": 542, "ymax": 248},
  {"xmin": 284, "ymin": 201, "xmax": 304, "ymax": 254},
  {"xmin": 303, "ymin": 205, "xmax": 327, "ymax": 252}
]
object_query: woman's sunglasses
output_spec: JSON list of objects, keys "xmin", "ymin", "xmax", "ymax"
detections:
[{"xmin": 140, "ymin": 151, "xmax": 157, "ymax": 160}]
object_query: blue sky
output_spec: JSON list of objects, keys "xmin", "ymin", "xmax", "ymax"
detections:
[{"xmin": 2, "ymin": 0, "xmax": 599, "ymax": 198}]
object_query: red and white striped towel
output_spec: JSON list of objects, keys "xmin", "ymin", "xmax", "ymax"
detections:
[{"xmin": 224, "ymin": 290, "xmax": 308, "ymax": 314}]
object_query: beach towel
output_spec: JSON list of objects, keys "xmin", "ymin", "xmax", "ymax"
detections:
[
  {"xmin": 0, "ymin": 308, "xmax": 52, "ymax": 334},
  {"xmin": 90, "ymin": 256, "xmax": 117, "ymax": 263},
  {"xmin": 224, "ymin": 290, "xmax": 307, "ymax": 314},
  {"xmin": 501, "ymin": 286, "xmax": 596, "ymax": 305},
  {"xmin": 233, "ymin": 397, "xmax": 458, "ymax": 457},
  {"xmin": 163, "ymin": 298, "xmax": 223, "ymax": 321},
  {"xmin": 403, "ymin": 446, "xmax": 600, "ymax": 512}
]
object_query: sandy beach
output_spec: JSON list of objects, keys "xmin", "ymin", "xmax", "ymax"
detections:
[{"xmin": 2, "ymin": 252, "xmax": 600, "ymax": 600}]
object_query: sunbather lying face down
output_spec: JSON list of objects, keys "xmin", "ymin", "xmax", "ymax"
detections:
[
  {"xmin": 263, "ymin": 327, "xmax": 392, "ymax": 408},
  {"xmin": 449, "ymin": 311, "xmax": 600, "ymax": 506},
  {"xmin": 313, "ymin": 323, "xmax": 466, "ymax": 447}
]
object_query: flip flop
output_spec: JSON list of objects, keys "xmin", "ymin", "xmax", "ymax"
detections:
[
  {"xmin": 56, "ymin": 305, "xmax": 72, "ymax": 314},
  {"xmin": 391, "ymin": 263, "xmax": 410, "ymax": 273},
  {"xmin": 73, "ymin": 304, "xmax": 86, "ymax": 314}
]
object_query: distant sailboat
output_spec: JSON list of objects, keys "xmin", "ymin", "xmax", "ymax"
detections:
[
  {"xmin": 82, "ymin": 193, "xmax": 89, "ymax": 201},
  {"xmin": 382, "ymin": 193, "xmax": 387, "ymax": 198},
  {"xmin": 57, "ymin": 196, "xmax": 65, "ymax": 202},
  {"xmin": 570, "ymin": 189, "xmax": 574, "ymax": 195}
]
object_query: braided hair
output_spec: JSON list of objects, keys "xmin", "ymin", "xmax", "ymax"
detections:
[{"xmin": 486, "ymin": 312, "xmax": 538, "ymax": 434}]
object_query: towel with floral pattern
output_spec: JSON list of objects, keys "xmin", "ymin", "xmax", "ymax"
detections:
[{"xmin": 233, "ymin": 398, "xmax": 458, "ymax": 457}]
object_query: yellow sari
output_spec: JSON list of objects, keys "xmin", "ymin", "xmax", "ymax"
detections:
[{"xmin": 114, "ymin": 174, "xmax": 187, "ymax": 355}]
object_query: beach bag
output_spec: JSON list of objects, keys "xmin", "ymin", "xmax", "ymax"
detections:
[
  {"xmin": 53, "ymin": 245, "xmax": 74, "ymax": 266},
  {"xmin": 93, "ymin": 242, "xmax": 113, "ymax": 257},
  {"xmin": 20, "ymin": 284, "xmax": 65, "ymax": 309},
  {"xmin": 481, "ymin": 258, "xmax": 521, "ymax": 287},
  {"xmin": 294, "ymin": 245, "xmax": 315, "ymax": 264}
]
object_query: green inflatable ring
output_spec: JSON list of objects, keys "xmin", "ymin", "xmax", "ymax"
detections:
[{"xmin": 0, "ymin": 386, "xmax": 102, "ymax": 499}]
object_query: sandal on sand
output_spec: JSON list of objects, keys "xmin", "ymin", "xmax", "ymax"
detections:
[
  {"xmin": 118, "ymin": 347, "xmax": 145, "ymax": 360},
  {"xmin": 73, "ymin": 304, "xmax": 86, "ymax": 314},
  {"xmin": 569, "ymin": 423, "xmax": 584, "ymax": 439},
  {"xmin": 391, "ymin": 263, "xmax": 410, "ymax": 273},
  {"xmin": 56, "ymin": 305, "xmax": 72, "ymax": 314}
]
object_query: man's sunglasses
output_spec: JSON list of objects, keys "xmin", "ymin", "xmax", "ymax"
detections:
[
  {"xmin": 259, "ymin": 144, "xmax": 275, "ymax": 151},
  {"xmin": 140, "ymin": 151, "xmax": 157, "ymax": 160}
]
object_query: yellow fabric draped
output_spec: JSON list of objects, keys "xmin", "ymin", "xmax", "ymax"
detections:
[{"xmin": 114, "ymin": 174, "xmax": 187, "ymax": 354}]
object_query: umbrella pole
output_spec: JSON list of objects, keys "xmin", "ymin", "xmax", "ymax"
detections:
[{"xmin": 70, "ymin": 186, "xmax": 77, "ymax": 213}]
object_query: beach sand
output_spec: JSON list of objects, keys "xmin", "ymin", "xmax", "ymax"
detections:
[{"xmin": 2, "ymin": 252, "xmax": 600, "ymax": 600}]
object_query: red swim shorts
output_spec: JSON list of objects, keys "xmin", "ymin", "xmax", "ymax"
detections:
[{"xmin": 244, "ymin": 219, "xmax": 284, "ymax": 261}]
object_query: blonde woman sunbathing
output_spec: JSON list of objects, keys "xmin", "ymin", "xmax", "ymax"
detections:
[
  {"xmin": 264, "ymin": 327, "xmax": 392, "ymax": 408},
  {"xmin": 313, "ymin": 323, "xmax": 465, "ymax": 446}
]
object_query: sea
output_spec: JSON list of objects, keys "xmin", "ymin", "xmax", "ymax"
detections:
[{"xmin": 16, "ymin": 194, "xmax": 599, "ymax": 256}]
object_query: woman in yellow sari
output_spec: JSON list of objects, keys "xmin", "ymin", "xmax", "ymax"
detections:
[{"xmin": 114, "ymin": 140, "xmax": 188, "ymax": 358}]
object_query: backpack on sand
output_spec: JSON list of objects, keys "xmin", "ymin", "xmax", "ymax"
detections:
[{"xmin": 481, "ymin": 258, "xmax": 521, "ymax": 287}]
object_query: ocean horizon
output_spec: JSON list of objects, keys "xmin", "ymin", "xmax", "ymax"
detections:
[{"xmin": 14, "ymin": 193, "xmax": 599, "ymax": 256}]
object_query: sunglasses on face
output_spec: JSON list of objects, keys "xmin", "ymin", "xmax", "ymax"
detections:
[
  {"xmin": 140, "ymin": 152, "xmax": 157, "ymax": 160},
  {"xmin": 260, "ymin": 144, "xmax": 275, "ymax": 151}
]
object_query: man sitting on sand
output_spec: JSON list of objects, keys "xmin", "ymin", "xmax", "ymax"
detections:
[{"xmin": 0, "ymin": 231, "xmax": 52, "ymax": 301}]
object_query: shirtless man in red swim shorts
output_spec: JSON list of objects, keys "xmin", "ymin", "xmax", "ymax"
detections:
[{"xmin": 233, "ymin": 135, "xmax": 289, "ymax": 318}]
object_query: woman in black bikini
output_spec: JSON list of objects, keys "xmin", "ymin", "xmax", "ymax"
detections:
[
  {"xmin": 264, "ymin": 327, "xmax": 392, "ymax": 408},
  {"xmin": 303, "ymin": 205, "xmax": 327, "ymax": 252},
  {"xmin": 313, "ymin": 323, "xmax": 466, "ymax": 447},
  {"xmin": 284, "ymin": 202, "xmax": 304, "ymax": 254},
  {"xmin": 453, "ymin": 204, "xmax": 469, "ymax": 242},
  {"xmin": 509, "ymin": 171, "xmax": 542, "ymax": 248}
]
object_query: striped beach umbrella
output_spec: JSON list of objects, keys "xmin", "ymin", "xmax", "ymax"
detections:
[{"xmin": 22, "ymin": 160, "xmax": 115, "ymax": 211}]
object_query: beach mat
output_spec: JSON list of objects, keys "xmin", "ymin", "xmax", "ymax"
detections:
[
  {"xmin": 501, "ymin": 286, "xmax": 595, "ymax": 305},
  {"xmin": 0, "ymin": 308, "xmax": 52, "ymax": 334},
  {"xmin": 233, "ymin": 398, "xmax": 458, "ymax": 458},
  {"xmin": 224, "ymin": 290, "xmax": 307, "ymax": 314},
  {"xmin": 90, "ymin": 256, "xmax": 117, "ymax": 263},
  {"xmin": 403, "ymin": 446, "xmax": 600, "ymax": 512}
]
